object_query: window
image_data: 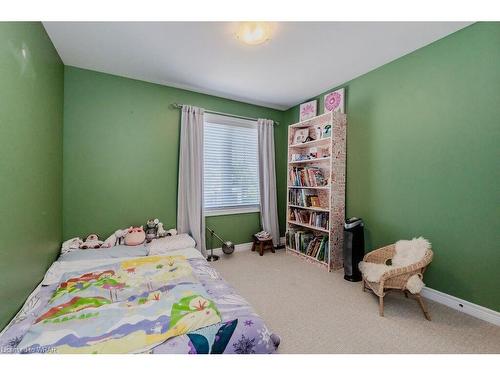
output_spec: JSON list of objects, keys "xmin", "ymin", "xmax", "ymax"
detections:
[{"xmin": 204, "ymin": 113, "xmax": 260, "ymax": 216}]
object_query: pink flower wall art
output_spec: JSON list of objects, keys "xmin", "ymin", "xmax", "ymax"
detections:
[
  {"xmin": 324, "ymin": 88, "xmax": 345, "ymax": 113},
  {"xmin": 299, "ymin": 100, "xmax": 317, "ymax": 121}
]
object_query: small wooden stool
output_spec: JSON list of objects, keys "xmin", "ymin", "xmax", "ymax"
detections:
[{"xmin": 251, "ymin": 235, "xmax": 275, "ymax": 256}]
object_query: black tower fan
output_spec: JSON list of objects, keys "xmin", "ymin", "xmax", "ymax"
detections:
[{"xmin": 343, "ymin": 217, "xmax": 365, "ymax": 282}]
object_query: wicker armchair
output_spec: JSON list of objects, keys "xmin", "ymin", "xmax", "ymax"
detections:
[{"xmin": 361, "ymin": 244, "xmax": 433, "ymax": 320}]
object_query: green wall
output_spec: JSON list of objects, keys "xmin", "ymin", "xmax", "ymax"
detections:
[
  {"xmin": 283, "ymin": 22, "xmax": 500, "ymax": 311},
  {"xmin": 1, "ymin": 21, "xmax": 496, "ymax": 334},
  {"xmin": 63, "ymin": 66, "xmax": 284, "ymax": 247},
  {"xmin": 0, "ymin": 22, "xmax": 64, "ymax": 328}
]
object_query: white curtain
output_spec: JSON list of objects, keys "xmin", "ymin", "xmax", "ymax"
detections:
[
  {"xmin": 177, "ymin": 105, "xmax": 206, "ymax": 256},
  {"xmin": 257, "ymin": 119, "xmax": 280, "ymax": 246}
]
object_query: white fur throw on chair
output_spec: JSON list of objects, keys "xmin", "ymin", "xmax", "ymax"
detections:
[{"xmin": 358, "ymin": 237, "xmax": 431, "ymax": 294}]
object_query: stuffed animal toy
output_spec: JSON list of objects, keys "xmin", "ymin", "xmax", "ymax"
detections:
[
  {"xmin": 101, "ymin": 227, "xmax": 131, "ymax": 248},
  {"xmin": 61, "ymin": 237, "xmax": 83, "ymax": 254},
  {"xmin": 101, "ymin": 234, "xmax": 115, "ymax": 248},
  {"xmin": 115, "ymin": 228, "xmax": 130, "ymax": 245},
  {"xmin": 145, "ymin": 218, "xmax": 160, "ymax": 243},
  {"xmin": 166, "ymin": 228, "xmax": 177, "ymax": 237},
  {"xmin": 80, "ymin": 234, "xmax": 103, "ymax": 249},
  {"xmin": 156, "ymin": 222, "xmax": 168, "ymax": 237},
  {"xmin": 125, "ymin": 226, "xmax": 146, "ymax": 246}
]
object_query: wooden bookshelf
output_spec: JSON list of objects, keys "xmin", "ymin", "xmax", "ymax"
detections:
[{"xmin": 285, "ymin": 111, "xmax": 347, "ymax": 272}]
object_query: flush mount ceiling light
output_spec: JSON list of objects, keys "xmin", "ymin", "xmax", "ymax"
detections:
[{"xmin": 235, "ymin": 22, "xmax": 272, "ymax": 45}]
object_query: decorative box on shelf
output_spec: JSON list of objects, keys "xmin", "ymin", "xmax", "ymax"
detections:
[{"xmin": 285, "ymin": 112, "xmax": 347, "ymax": 272}]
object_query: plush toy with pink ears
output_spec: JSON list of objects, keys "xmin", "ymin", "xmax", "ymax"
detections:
[{"xmin": 124, "ymin": 226, "xmax": 146, "ymax": 246}]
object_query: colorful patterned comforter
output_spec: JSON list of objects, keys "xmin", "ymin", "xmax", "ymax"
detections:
[{"xmin": 0, "ymin": 250, "xmax": 280, "ymax": 354}]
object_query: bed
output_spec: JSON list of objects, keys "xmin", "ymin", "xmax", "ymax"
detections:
[{"xmin": 0, "ymin": 240, "xmax": 280, "ymax": 354}]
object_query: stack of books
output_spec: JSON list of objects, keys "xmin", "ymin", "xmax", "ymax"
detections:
[
  {"xmin": 285, "ymin": 229, "xmax": 329, "ymax": 262},
  {"xmin": 289, "ymin": 167, "xmax": 327, "ymax": 187}
]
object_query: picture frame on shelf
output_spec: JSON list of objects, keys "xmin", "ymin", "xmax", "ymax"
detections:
[
  {"xmin": 299, "ymin": 100, "xmax": 317, "ymax": 121},
  {"xmin": 324, "ymin": 88, "xmax": 345, "ymax": 114},
  {"xmin": 292, "ymin": 128, "xmax": 309, "ymax": 144},
  {"xmin": 310, "ymin": 125, "xmax": 322, "ymax": 140},
  {"xmin": 322, "ymin": 124, "xmax": 332, "ymax": 138}
]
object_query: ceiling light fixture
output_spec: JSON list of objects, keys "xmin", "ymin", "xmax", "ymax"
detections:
[{"xmin": 235, "ymin": 22, "xmax": 272, "ymax": 45}]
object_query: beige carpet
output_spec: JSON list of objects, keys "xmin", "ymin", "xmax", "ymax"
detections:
[{"xmin": 212, "ymin": 249, "xmax": 500, "ymax": 354}]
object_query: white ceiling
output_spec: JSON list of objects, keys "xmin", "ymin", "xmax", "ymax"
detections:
[{"xmin": 43, "ymin": 22, "xmax": 472, "ymax": 110}]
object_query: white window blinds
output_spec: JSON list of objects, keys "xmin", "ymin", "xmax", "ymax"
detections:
[{"xmin": 203, "ymin": 114, "xmax": 260, "ymax": 214}]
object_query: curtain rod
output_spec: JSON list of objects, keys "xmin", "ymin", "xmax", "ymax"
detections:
[{"xmin": 170, "ymin": 103, "xmax": 279, "ymax": 125}]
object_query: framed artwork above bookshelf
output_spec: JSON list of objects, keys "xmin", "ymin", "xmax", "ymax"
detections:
[{"xmin": 285, "ymin": 111, "xmax": 347, "ymax": 271}]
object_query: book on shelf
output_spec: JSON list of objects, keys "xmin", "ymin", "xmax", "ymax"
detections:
[
  {"xmin": 285, "ymin": 229, "xmax": 329, "ymax": 263},
  {"xmin": 288, "ymin": 167, "xmax": 327, "ymax": 187},
  {"xmin": 288, "ymin": 190, "xmax": 325, "ymax": 209},
  {"xmin": 309, "ymin": 196, "xmax": 321, "ymax": 207},
  {"xmin": 288, "ymin": 208, "xmax": 329, "ymax": 229}
]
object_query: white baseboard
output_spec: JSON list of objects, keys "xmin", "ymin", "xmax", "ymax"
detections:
[{"xmin": 421, "ymin": 287, "xmax": 500, "ymax": 326}]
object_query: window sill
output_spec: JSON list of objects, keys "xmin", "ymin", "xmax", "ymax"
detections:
[{"xmin": 205, "ymin": 207, "xmax": 260, "ymax": 217}]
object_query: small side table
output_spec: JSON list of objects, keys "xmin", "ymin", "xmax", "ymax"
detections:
[{"xmin": 251, "ymin": 235, "xmax": 275, "ymax": 256}]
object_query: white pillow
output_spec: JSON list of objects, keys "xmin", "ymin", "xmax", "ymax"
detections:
[{"xmin": 148, "ymin": 233, "xmax": 196, "ymax": 255}]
